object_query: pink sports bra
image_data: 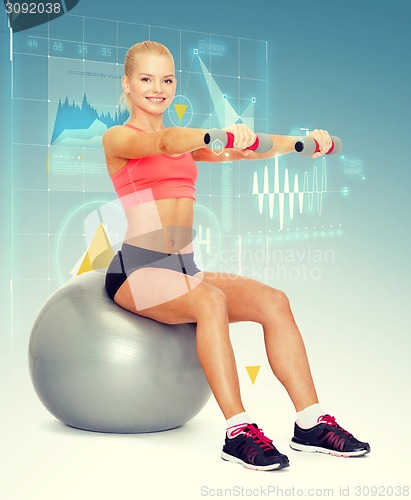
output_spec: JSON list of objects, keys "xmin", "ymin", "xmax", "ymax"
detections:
[{"xmin": 110, "ymin": 124, "xmax": 198, "ymax": 209}]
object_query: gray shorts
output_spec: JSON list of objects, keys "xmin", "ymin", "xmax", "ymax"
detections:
[{"xmin": 105, "ymin": 243, "xmax": 202, "ymax": 301}]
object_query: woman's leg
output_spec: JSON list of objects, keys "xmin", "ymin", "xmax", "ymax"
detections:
[
  {"xmin": 112, "ymin": 268, "xmax": 246, "ymax": 419},
  {"xmin": 112, "ymin": 267, "xmax": 292, "ymax": 469},
  {"xmin": 199, "ymin": 272, "xmax": 371, "ymax": 457},
  {"xmin": 200, "ymin": 272, "xmax": 318, "ymax": 411}
]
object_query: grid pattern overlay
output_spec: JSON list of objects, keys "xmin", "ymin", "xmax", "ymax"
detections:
[{"xmin": 10, "ymin": 14, "xmax": 269, "ymax": 344}]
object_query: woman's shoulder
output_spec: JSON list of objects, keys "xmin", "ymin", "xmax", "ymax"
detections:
[
  {"xmin": 102, "ymin": 125, "xmax": 141, "ymax": 153},
  {"xmin": 103, "ymin": 124, "xmax": 129, "ymax": 141}
]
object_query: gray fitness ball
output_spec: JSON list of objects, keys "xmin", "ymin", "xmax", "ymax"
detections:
[{"xmin": 28, "ymin": 270, "xmax": 211, "ymax": 433}]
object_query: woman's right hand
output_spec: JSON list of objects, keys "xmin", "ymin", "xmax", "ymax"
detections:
[
  {"xmin": 222, "ymin": 124, "xmax": 257, "ymax": 151},
  {"xmin": 307, "ymin": 129, "xmax": 333, "ymax": 158}
]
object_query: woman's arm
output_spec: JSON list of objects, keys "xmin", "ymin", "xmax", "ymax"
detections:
[
  {"xmin": 102, "ymin": 125, "xmax": 207, "ymax": 159},
  {"xmin": 103, "ymin": 124, "xmax": 332, "ymax": 162},
  {"xmin": 192, "ymin": 134, "xmax": 295, "ymax": 163},
  {"xmin": 192, "ymin": 128, "xmax": 333, "ymax": 163}
]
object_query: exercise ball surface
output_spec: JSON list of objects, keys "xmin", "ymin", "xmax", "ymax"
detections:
[{"xmin": 29, "ymin": 270, "xmax": 211, "ymax": 433}]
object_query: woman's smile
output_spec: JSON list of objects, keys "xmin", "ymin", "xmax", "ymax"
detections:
[{"xmin": 146, "ymin": 97, "xmax": 166, "ymax": 104}]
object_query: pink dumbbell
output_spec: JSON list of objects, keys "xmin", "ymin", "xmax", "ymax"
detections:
[
  {"xmin": 295, "ymin": 135, "xmax": 343, "ymax": 156},
  {"xmin": 204, "ymin": 128, "xmax": 273, "ymax": 153}
]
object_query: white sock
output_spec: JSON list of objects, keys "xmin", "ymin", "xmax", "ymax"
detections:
[
  {"xmin": 296, "ymin": 403, "xmax": 325, "ymax": 429},
  {"xmin": 226, "ymin": 411, "xmax": 253, "ymax": 432}
]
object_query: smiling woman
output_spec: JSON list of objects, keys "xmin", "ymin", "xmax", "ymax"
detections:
[
  {"xmin": 120, "ymin": 41, "xmax": 176, "ymax": 115},
  {"xmin": 101, "ymin": 39, "xmax": 370, "ymax": 472}
]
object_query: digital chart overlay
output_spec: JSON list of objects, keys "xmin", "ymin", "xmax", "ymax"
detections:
[{"xmin": 9, "ymin": 14, "xmax": 357, "ymax": 345}]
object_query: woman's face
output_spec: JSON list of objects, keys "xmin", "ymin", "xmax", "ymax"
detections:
[{"xmin": 123, "ymin": 54, "xmax": 176, "ymax": 115}]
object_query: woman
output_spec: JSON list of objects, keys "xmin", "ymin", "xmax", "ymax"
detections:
[{"xmin": 103, "ymin": 40, "xmax": 370, "ymax": 471}]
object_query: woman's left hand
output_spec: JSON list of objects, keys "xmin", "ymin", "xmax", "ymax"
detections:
[
  {"xmin": 307, "ymin": 129, "xmax": 333, "ymax": 158},
  {"xmin": 223, "ymin": 124, "xmax": 257, "ymax": 151}
]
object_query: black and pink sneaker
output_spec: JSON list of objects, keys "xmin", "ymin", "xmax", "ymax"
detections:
[
  {"xmin": 221, "ymin": 423, "xmax": 289, "ymax": 471},
  {"xmin": 290, "ymin": 414, "xmax": 370, "ymax": 457}
]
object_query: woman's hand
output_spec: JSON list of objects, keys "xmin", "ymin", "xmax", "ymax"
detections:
[
  {"xmin": 307, "ymin": 129, "xmax": 333, "ymax": 158},
  {"xmin": 222, "ymin": 124, "xmax": 257, "ymax": 151}
]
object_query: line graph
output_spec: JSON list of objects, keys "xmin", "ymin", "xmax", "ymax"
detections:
[
  {"xmin": 51, "ymin": 94, "xmax": 128, "ymax": 145},
  {"xmin": 252, "ymin": 156, "xmax": 328, "ymax": 230}
]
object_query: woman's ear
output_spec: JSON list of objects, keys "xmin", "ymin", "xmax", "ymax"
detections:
[{"xmin": 121, "ymin": 76, "xmax": 130, "ymax": 94}]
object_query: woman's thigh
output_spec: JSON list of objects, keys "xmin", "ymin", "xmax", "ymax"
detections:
[
  {"xmin": 200, "ymin": 271, "xmax": 287, "ymax": 324},
  {"xmin": 113, "ymin": 268, "xmax": 222, "ymax": 324}
]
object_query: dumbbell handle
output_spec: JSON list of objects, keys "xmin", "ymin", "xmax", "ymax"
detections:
[
  {"xmin": 295, "ymin": 135, "xmax": 343, "ymax": 156},
  {"xmin": 225, "ymin": 132, "xmax": 260, "ymax": 151},
  {"xmin": 204, "ymin": 128, "xmax": 273, "ymax": 153}
]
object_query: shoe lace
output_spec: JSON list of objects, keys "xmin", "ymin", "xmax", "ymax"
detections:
[
  {"xmin": 243, "ymin": 425, "xmax": 275, "ymax": 451},
  {"xmin": 317, "ymin": 414, "xmax": 353, "ymax": 437}
]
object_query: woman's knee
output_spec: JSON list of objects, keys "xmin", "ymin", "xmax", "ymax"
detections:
[
  {"xmin": 266, "ymin": 288, "xmax": 291, "ymax": 313},
  {"xmin": 194, "ymin": 285, "xmax": 227, "ymax": 319}
]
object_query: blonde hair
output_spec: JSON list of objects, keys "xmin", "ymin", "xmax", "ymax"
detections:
[{"xmin": 120, "ymin": 40, "xmax": 174, "ymax": 112}]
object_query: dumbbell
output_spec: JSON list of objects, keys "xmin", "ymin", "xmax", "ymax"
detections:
[
  {"xmin": 204, "ymin": 128, "xmax": 273, "ymax": 153},
  {"xmin": 295, "ymin": 135, "xmax": 342, "ymax": 156}
]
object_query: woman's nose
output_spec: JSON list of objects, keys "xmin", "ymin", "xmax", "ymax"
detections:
[{"xmin": 152, "ymin": 80, "xmax": 162, "ymax": 93}]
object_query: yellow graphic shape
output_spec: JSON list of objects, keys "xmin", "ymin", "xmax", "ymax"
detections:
[
  {"xmin": 174, "ymin": 104, "xmax": 187, "ymax": 121},
  {"xmin": 246, "ymin": 365, "xmax": 261, "ymax": 385},
  {"xmin": 76, "ymin": 223, "xmax": 115, "ymax": 276}
]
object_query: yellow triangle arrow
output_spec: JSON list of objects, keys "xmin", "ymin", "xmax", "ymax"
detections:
[
  {"xmin": 76, "ymin": 251, "xmax": 92, "ymax": 276},
  {"xmin": 76, "ymin": 223, "xmax": 115, "ymax": 276},
  {"xmin": 88, "ymin": 223, "xmax": 115, "ymax": 269},
  {"xmin": 246, "ymin": 365, "xmax": 261, "ymax": 385},
  {"xmin": 174, "ymin": 103, "xmax": 187, "ymax": 121}
]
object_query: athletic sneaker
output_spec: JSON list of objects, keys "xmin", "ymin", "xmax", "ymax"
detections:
[
  {"xmin": 289, "ymin": 414, "xmax": 370, "ymax": 457},
  {"xmin": 221, "ymin": 423, "xmax": 289, "ymax": 471}
]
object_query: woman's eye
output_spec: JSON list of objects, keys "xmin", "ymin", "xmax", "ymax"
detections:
[
  {"xmin": 141, "ymin": 78, "xmax": 150, "ymax": 82},
  {"xmin": 164, "ymin": 79, "xmax": 174, "ymax": 84}
]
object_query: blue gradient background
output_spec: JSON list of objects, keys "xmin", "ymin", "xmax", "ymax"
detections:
[{"xmin": 1, "ymin": 0, "xmax": 410, "ymax": 496}]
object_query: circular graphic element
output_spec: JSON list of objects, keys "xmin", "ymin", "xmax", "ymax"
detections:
[{"xmin": 168, "ymin": 94, "xmax": 193, "ymax": 127}]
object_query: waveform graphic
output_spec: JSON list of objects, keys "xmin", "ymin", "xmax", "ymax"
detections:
[
  {"xmin": 51, "ymin": 94, "xmax": 129, "ymax": 146},
  {"xmin": 252, "ymin": 156, "xmax": 327, "ymax": 230}
]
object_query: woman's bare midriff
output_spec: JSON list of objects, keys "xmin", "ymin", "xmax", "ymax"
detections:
[{"xmin": 123, "ymin": 197, "xmax": 195, "ymax": 254}]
